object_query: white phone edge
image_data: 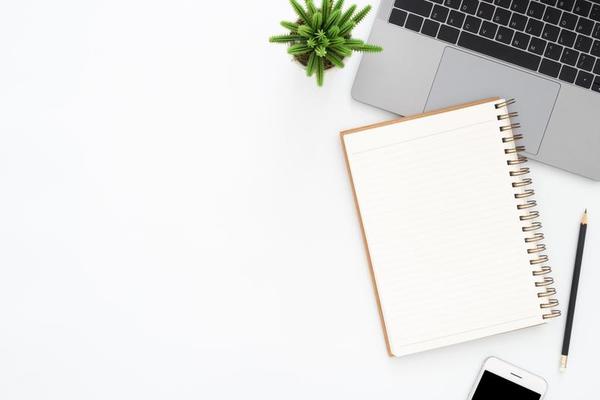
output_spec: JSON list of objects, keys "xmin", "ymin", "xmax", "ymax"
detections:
[{"xmin": 466, "ymin": 357, "xmax": 548, "ymax": 399}]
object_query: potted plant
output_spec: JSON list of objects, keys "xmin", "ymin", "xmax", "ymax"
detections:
[{"xmin": 269, "ymin": 0, "xmax": 383, "ymax": 86}]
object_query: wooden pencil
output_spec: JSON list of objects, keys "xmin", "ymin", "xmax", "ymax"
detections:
[{"xmin": 560, "ymin": 210, "xmax": 588, "ymax": 372}]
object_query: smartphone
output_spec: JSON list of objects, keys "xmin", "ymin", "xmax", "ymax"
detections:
[{"xmin": 467, "ymin": 357, "xmax": 548, "ymax": 400}]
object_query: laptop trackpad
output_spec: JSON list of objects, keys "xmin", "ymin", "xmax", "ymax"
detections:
[{"xmin": 424, "ymin": 47, "xmax": 560, "ymax": 155}]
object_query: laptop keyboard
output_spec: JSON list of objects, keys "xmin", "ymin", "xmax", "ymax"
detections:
[{"xmin": 389, "ymin": 0, "xmax": 600, "ymax": 92}]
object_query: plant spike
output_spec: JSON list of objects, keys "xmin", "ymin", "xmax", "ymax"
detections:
[
  {"xmin": 312, "ymin": 11, "xmax": 323, "ymax": 29},
  {"xmin": 324, "ymin": 9, "xmax": 341, "ymax": 30},
  {"xmin": 269, "ymin": 34, "xmax": 305, "ymax": 43},
  {"xmin": 281, "ymin": 21, "xmax": 300, "ymax": 32},
  {"xmin": 329, "ymin": 40, "xmax": 350, "ymax": 49},
  {"xmin": 306, "ymin": 52, "xmax": 317, "ymax": 76},
  {"xmin": 297, "ymin": 24, "xmax": 314, "ymax": 37},
  {"xmin": 288, "ymin": 44, "xmax": 313, "ymax": 55},
  {"xmin": 321, "ymin": 0, "xmax": 330, "ymax": 24},
  {"xmin": 316, "ymin": 57, "xmax": 325, "ymax": 86},
  {"xmin": 333, "ymin": 0, "xmax": 345, "ymax": 10},
  {"xmin": 338, "ymin": 20, "xmax": 356, "ymax": 36},
  {"xmin": 338, "ymin": 4, "xmax": 356, "ymax": 26},
  {"xmin": 325, "ymin": 52, "xmax": 345, "ymax": 68},
  {"xmin": 328, "ymin": 26, "xmax": 341, "ymax": 38},
  {"xmin": 290, "ymin": 0, "xmax": 311, "ymax": 26},
  {"xmin": 352, "ymin": 5, "xmax": 372, "ymax": 24},
  {"xmin": 330, "ymin": 44, "xmax": 352, "ymax": 56},
  {"xmin": 344, "ymin": 38, "xmax": 363, "ymax": 46},
  {"xmin": 353, "ymin": 43, "xmax": 383, "ymax": 52},
  {"xmin": 305, "ymin": 0, "xmax": 318, "ymax": 16}
]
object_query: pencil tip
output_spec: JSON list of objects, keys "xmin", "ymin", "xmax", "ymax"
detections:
[{"xmin": 582, "ymin": 210, "xmax": 589, "ymax": 225}]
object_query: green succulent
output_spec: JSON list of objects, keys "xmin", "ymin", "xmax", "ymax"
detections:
[{"xmin": 270, "ymin": 0, "xmax": 383, "ymax": 86}]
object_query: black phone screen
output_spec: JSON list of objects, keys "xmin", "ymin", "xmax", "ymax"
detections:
[{"xmin": 472, "ymin": 371, "xmax": 542, "ymax": 400}]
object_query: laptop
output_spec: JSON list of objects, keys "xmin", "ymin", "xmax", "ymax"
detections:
[{"xmin": 352, "ymin": 0, "xmax": 600, "ymax": 180}]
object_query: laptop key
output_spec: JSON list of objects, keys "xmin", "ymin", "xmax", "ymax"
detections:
[
  {"xmin": 495, "ymin": 0, "xmax": 512, "ymax": 8},
  {"xmin": 481, "ymin": 20, "xmax": 500, "ymax": 37},
  {"xmin": 432, "ymin": 4, "xmax": 451, "ymax": 21},
  {"xmin": 545, "ymin": 42, "xmax": 565, "ymax": 59},
  {"xmin": 591, "ymin": 4, "xmax": 600, "ymax": 20},
  {"xmin": 528, "ymin": 1, "xmax": 547, "ymax": 17},
  {"xmin": 438, "ymin": 24, "xmax": 461, "ymax": 42},
  {"xmin": 574, "ymin": 0, "xmax": 592, "ymax": 15},
  {"xmin": 458, "ymin": 30, "xmax": 541, "ymax": 70},
  {"xmin": 526, "ymin": 19, "xmax": 545, "ymax": 35},
  {"xmin": 539, "ymin": 58, "xmax": 562, "ymax": 76},
  {"xmin": 464, "ymin": 15, "xmax": 483, "ymax": 31},
  {"xmin": 561, "ymin": 47, "xmax": 580, "ymax": 64},
  {"xmin": 559, "ymin": 12, "xmax": 579, "ymax": 29},
  {"xmin": 592, "ymin": 75, "xmax": 600, "ymax": 92},
  {"xmin": 494, "ymin": 7, "xmax": 512, "ymax": 24},
  {"xmin": 389, "ymin": 8, "xmax": 409, "ymax": 26},
  {"xmin": 461, "ymin": 0, "xmax": 481, "ymax": 14},
  {"xmin": 578, "ymin": 53, "xmax": 596, "ymax": 70},
  {"xmin": 477, "ymin": 2, "xmax": 496, "ymax": 19},
  {"xmin": 595, "ymin": 58, "xmax": 600, "ymax": 73},
  {"xmin": 511, "ymin": 0, "xmax": 530, "ymax": 13},
  {"xmin": 513, "ymin": 31, "xmax": 532, "ymax": 48},
  {"xmin": 589, "ymin": 4, "xmax": 600, "ymax": 21},
  {"xmin": 497, "ymin": 25, "xmax": 516, "ymax": 42},
  {"xmin": 406, "ymin": 13, "xmax": 425, "ymax": 30},
  {"xmin": 445, "ymin": 0, "xmax": 462, "ymax": 9},
  {"xmin": 529, "ymin": 36, "xmax": 548, "ymax": 54},
  {"xmin": 559, "ymin": 65, "xmax": 578, "ymax": 82},
  {"xmin": 593, "ymin": 23, "xmax": 600, "ymax": 38},
  {"xmin": 422, "ymin": 18, "xmax": 441, "ymax": 36},
  {"xmin": 575, "ymin": 34, "xmax": 593, "ymax": 51},
  {"xmin": 541, "ymin": 0, "xmax": 557, "ymax": 5},
  {"xmin": 543, "ymin": 6, "xmax": 563, "ymax": 23},
  {"xmin": 542, "ymin": 24, "xmax": 561, "ymax": 40},
  {"xmin": 559, "ymin": 29, "xmax": 577, "ymax": 46},
  {"xmin": 557, "ymin": 0, "xmax": 575, "ymax": 11},
  {"xmin": 448, "ymin": 9, "xmax": 467, "ymax": 26},
  {"xmin": 592, "ymin": 40, "xmax": 600, "ymax": 55},
  {"xmin": 576, "ymin": 17, "xmax": 595, "ymax": 33},
  {"xmin": 575, "ymin": 70, "xmax": 594, "ymax": 87},
  {"xmin": 395, "ymin": 0, "xmax": 434, "ymax": 17},
  {"xmin": 510, "ymin": 13, "xmax": 528, "ymax": 30}
]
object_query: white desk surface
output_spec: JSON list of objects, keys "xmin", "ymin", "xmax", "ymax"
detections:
[{"xmin": 1, "ymin": 1, "xmax": 599, "ymax": 399}]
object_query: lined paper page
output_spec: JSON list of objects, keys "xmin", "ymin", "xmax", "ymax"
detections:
[{"xmin": 343, "ymin": 100, "xmax": 543, "ymax": 357}]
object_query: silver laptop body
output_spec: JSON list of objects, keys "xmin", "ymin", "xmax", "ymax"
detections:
[{"xmin": 353, "ymin": 0, "xmax": 600, "ymax": 180}]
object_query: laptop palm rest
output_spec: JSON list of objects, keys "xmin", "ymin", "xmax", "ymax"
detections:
[{"xmin": 424, "ymin": 47, "xmax": 560, "ymax": 155}]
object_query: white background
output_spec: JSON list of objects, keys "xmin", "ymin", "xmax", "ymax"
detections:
[{"xmin": 0, "ymin": 1, "xmax": 598, "ymax": 399}]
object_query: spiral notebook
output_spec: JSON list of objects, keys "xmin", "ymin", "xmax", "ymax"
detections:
[{"xmin": 341, "ymin": 98, "xmax": 561, "ymax": 357}]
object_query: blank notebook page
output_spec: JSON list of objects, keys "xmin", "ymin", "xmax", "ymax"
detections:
[{"xmin": 342, "ymin": 99, "xmax": 543, "ymax": 357}]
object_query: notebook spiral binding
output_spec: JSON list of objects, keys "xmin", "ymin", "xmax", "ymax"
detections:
[{"xmin": 495, "ymin": 99, "xmax": 561, "ymax": 320}]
